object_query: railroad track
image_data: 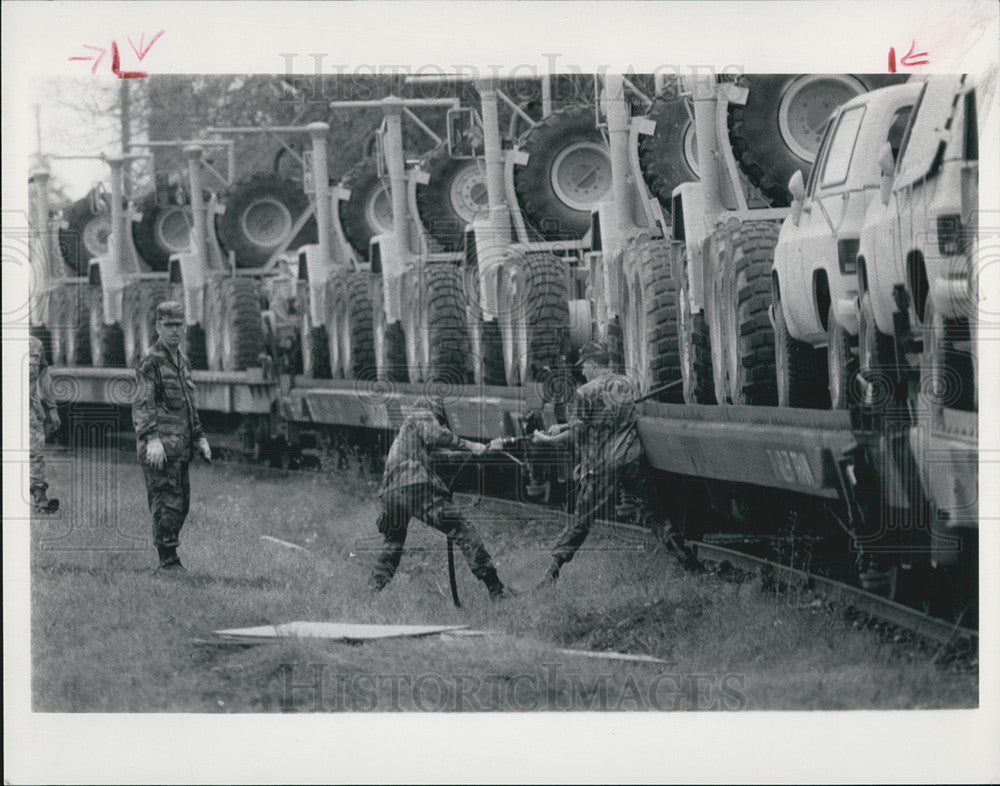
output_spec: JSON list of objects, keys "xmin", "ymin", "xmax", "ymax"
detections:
[
  {"xmin": 454, "ymin": 494, "xmax": 979, "ymax": 652},
  {"xmin": 52, "ymin": 438, "xmax": 979, "ymax": 652}
]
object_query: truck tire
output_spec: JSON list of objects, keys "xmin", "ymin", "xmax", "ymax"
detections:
[
  {"xmin": 498, "ymin": 252, "xmax": 569, "ymax": 385},
  {"xmin": 639, "ymin": 79, "xmax": 699, "ymax": 211},
  {"xmin": 676, "ymin": 244, "xmax": 715, "ymax": 404},
  {"xmin": 215, "ymin": 173, "xmax": 317, "ymax": 269},
  {"xmin": 827, "ymin": 303, "xmax": 860, "ymax": 409},
  {"xmin": 858, "ymin": 292, "xmax": 896, "ymax": 406},
  {"xmin": 327, "ymin": 271, "xmax": 376, "ymax": 380},
  {"xmin": 337, "ymin": 158, "xmax": 393, "ymax": 257},
  {"xmin": 514, "ymin": 104, "xmax": 612, "ymax": 241},
  {"xmin": 220, "ymin": 277, "xmax": 265, "ymax": 371},
  {"xmin": 416, "ymin": 144, "xmax": 488, "ymax": 251},
  {"xmin": 424, "ymin": 263, "xmax": 472, "ymax": 383},
  {"xmin": 58, "ymin": 190, "xmax": 110, "ymax": 275},
  {"xmin": 123, "ymin": 280, "xmax": 169, "ymax": 367},
  {"xmin": 131, "ymin": 193, "xmax": 192, "ymax": 273},
  {"xmin": 728, "ymin": 75, "xmax": 888, "ymax": 207},
  {"xmin": 621, "ymin": 238, "xmax": 682, "ymax": 401},
  {"xmin": 86, "ymin": 286, "xmax": 125, "ymax": 367},
  {"xmin": 713, "ymin": 221, "xmax": 779, "ymax": 405},
  {"xmin": 920, "ymin": 299, "xmax": 975, "ymax": 412},
  {"xmin": 773, "ymin": 294, "xmax": 828, "ymax": 408}
]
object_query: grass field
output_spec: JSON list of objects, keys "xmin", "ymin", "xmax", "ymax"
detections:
[{"xmin": 29, "ymin": 447, "xmax": 977, "ymax": 712}]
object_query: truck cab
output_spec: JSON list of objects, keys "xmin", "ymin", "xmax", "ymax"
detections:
[
  {"xmin": 857, "ymin": 74, "xmax": 978, "ymax": 402},
  {"xmin": 772, "ymin": 82, "xmax": 921, "ymax": 408}
]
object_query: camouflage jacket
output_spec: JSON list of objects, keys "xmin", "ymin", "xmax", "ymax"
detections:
[
  {"xmin": 568, "ymin": 372, "xmax": 642, "ymax": 474},
  {"xmin": 379, "ymin": 411, "xmax": 480, "ymax": 497},
  {"xmin": 132, "ymin": 339, "xmax": 204, "ymax": 461},
  {"xmin": 28, "ymin": 338, "xmax": 53, "ymax": 426}
]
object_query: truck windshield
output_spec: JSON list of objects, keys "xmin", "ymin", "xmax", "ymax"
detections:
[{"xmin": 818, "ymin": 105, "xmax": 865, "ymax": 189}]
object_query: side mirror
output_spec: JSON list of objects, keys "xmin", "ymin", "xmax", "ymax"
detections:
[
  {"xmin": 878, "ymin": 142, "xmax": 895, "ymax": 205},
  {"xmin": 788, "ymin": 170, "xmax": 805, "ymax": 226}
]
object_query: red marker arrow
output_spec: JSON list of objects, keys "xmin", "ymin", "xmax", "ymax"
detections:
[
  {"xmin": 128, "ymin": 30, "xmax": 164, "ymax": 62},
  {"xmin": 111, "ymin": 40, "xmax": 147, "ymax": 79},
  {"xmin": 68, "ymin": 44, "xmax": 107, "ymax": 74},
  {"xmin": 900, "ymin": 39, "xmax": 930, "ymax": 68}
]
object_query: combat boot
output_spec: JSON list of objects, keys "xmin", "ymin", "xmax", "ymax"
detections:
[
  {"xmin": 535, "ymin": 560, "xmax": 561, "ymax": 590},
  {"xmin": 157, "ymin": 546, "xmax": 187, "ymax": 573},
  {"xmin": 482, "ymin": 569, "xmax": 518, "ymax": 601},
  {"xmin": 30, "ymin": 483, "xmax": 59, "ymax": 515}
]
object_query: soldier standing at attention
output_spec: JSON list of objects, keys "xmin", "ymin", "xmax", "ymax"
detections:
[
  {"xmin": 29, "ymin": 335, "xmax": 61, "ymax": 514},
  {"xmin": 133, "ymin": 302, "xmax": 211, "ymax": 572},
  {"xmin": 370, "ymin": 397, "xmax": 516, "ymax": 600},
  {"xmin": 532, "ymin": 341, "xmax": 642, "ymax": 587}
]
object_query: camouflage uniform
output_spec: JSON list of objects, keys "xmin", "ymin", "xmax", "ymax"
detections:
[
  {"xmin": 550, "ymin": 371, "xmax": 643, "ymax": 569},
  {"xmin": 29, "ymin": 336, "xmax": 58, "ymax": 506},
  {"xmin": 132, "ymin": 328, "xmax": 205, "ymax": 564},
  {"xmin": 371, "ymin": 405, "xmax": 505, "ymax": 596}
]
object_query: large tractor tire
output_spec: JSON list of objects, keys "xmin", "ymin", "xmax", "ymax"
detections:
[
  {"xmin": 131, "ymin": 193, "xmax": 193, "ymax": 273},
  {"xmin": 514, "ymin": 104, "xmax": 612, "ymax": 241},
  {"xmin": 416, "ymin": 144, "xmax": 489, "ymax": 252},
  {"xmin": 215, "ymin": 173, "xmax": 317, "ymax": 269},
  {"xmin": 326, "ymin": 271, "xmax": 376, "ymax": 380},
  {"xmin": 400, "ymin": 264, "xmax": 472, "ymax": 384},
  {"xmin": 675, "ymin": 244, "xmax": 715, "ymax": 404},
  {"xmin": 496, "ymin": 252, "xmax": 570, "ymax": 385},
  {"xmin": 205, "ymin": 277, "xmax": 266, "ymax": 371},
  {"xmin": 639, "ymin": 78, "xmax": 699, "ymax": 211},
  {"xmin": 711, "ymin": 221, "xmax": 779, "ymax": 405},
  {"xmin": 620, "ymin": 237, "xmax": 682, "ymax": 401},
  {"xmin": 48, "ymin": 283, "xmax": 89, "ymax": 366},
  {"xmin": 827, "ymin": 303, "xmax": 860, "ymax": 409},
  {"xmin": 122, "ymin": 280, "xmax": 170, "ymax": 367},
  {"xmin": 728, "ymin": 75, "xmax": 906, "ymax": 207},
  {"xmin": 338, "ymin": 158, "xmax": 393, "ymax": 257},
  {"xmin": 58, "ymin": 189, "xmax": 111, "ymax": 275},
  {"xmin": 773, "ymin": 291, "xmax": 829, "ymax": 408},
  {"xmin": 86, "ymin": 286, "xmax": 126, "ymax": 368}
]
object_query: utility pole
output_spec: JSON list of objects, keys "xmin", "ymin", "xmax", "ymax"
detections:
[{"xmin": 120, "ymin": 80, "xmax": 132, "ymax": 197}]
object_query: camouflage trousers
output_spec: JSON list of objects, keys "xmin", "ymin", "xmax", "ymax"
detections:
[
  {"xmin": 551, "ymin": 457, "xmax": 642, "ymax": 567},
  {"xmin": 142, "ymin": 459, "xmax": 191, "ymax": 550},
  {"xmin": 29, "ymin": 413, "xmax": 46, "ymax": 489},
  {"xmin": 372, "ymin": 483, "xmax": 498, "ymax": 590}
]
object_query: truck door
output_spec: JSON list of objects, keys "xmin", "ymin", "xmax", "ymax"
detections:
[{"xmin": 794, "ymin": 104, "xmax": 866, "ymax": 335}]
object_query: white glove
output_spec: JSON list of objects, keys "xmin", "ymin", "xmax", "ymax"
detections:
[
  {"xmin": 469, "ymin": 441, "xmax": 487, "ymax": 456},
  {"xmin": 146, "ymin": 438, "xmax": 166, "ymax": 469},
  {"xmin": 487, "ymin": 438, "xmax": 506, "ymax": 452},
  {"xmin": 197, "ymin": 437, "xmax": 212, "ymax": 462}
]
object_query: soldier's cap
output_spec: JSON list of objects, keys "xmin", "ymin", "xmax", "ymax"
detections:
[
  {"xmin": 413, "ymin": 395, "xmax": 447, "ymax": 421},
  {"xmin": 155, "ymin": 301, "xmax": 185, "ymax": 322},
  {"xmin": 576, "ymin": 340, "xmax": 610, "ymax": 366}
]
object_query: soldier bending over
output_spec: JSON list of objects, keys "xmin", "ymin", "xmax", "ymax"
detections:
[
  {"xmin": 532, "ymin": 341, "xmax": 642, "ymax": 586},
  {"xmin": 371, "ymin": 397, "xmax": 516, "ymax": 600}
]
